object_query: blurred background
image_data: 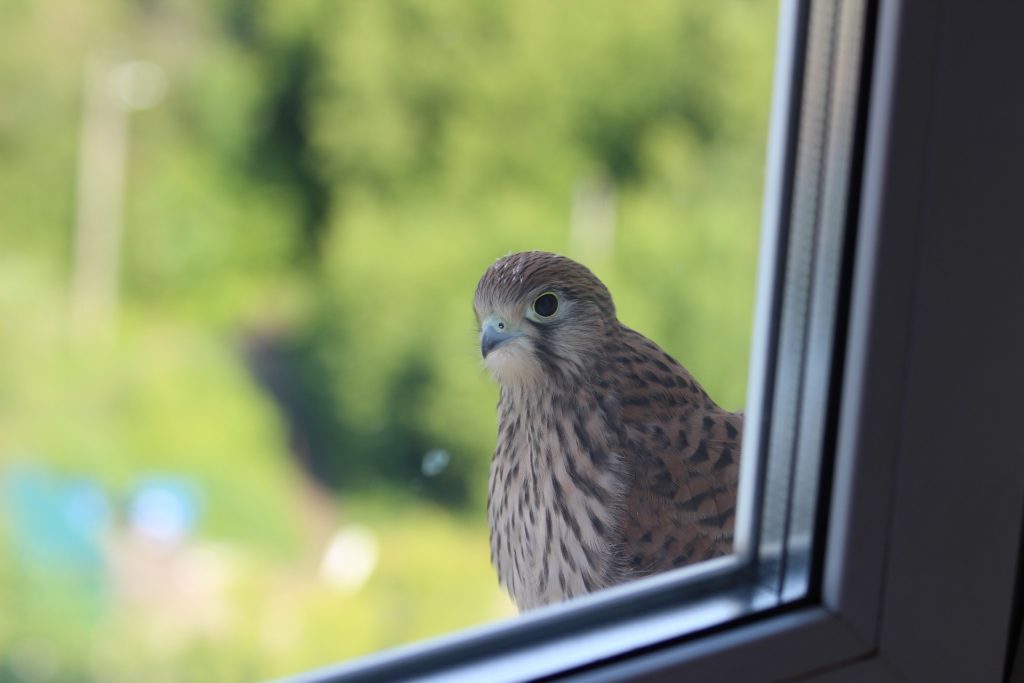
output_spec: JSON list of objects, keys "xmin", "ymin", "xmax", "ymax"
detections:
[{"xmin": 0, "ymin": 0, "xmax": 777, "ymax": 680}]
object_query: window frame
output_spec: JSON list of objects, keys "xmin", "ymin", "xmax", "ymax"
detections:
[
  {"xmin": 276, "ymin": 0, "xmax": 1024, "ymax": 680},
  {"xmin": 563, "ymin": 0, "xmax": 1024, "ymax": 680}
]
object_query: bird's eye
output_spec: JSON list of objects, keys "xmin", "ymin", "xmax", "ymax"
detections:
[{"xmin": 532, "ymin": 292, "xmax": 558, "ymax": 318}]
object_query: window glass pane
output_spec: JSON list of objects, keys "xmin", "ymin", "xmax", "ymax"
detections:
[{"xmin": 0, "ymin": 0, "xmax": 787, "ymax": 680}]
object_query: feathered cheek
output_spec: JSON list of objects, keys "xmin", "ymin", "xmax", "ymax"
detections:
[{"xmin": 482, "ymin": 337, "xmax": 542, "ymax": 385}]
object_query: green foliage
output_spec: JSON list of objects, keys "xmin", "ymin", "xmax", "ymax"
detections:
[{"xmin": 0, "ymin": 0, "xmax": 776, "ymax": 678}]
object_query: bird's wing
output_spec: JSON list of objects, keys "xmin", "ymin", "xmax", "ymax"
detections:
[{"xmin": 602, "ymin": 327, "xmax": 743, "ymax": 576}]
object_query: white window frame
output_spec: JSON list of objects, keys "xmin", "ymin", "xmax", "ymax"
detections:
[{"xmin": 276, "ymin": 0, "xmax": 1024, "ymax": 681}]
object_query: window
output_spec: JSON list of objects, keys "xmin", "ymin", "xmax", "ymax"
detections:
[
  {"xmin": 2, "ymin": 1, "xmax": 777, "ymax": 678},
  {"xmin": 277, "ymin": 0, "xmax": 1024, "ymax": 681},
  {"xmin": 6, "ymin": 0, "xmax": 1023, "ymax": 681},
  {"xmin": 276, "ymin": 0, "xmax": 877, "ymax": 679}
]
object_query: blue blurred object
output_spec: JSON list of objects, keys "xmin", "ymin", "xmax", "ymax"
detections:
[
  {"xmin": 127, "ymin": 476, "xmax": 202, "ymax": 544},
  {"xmin": 2, "ymin": 465, "xmax": 111, "ymax": 577},
  {"xmin": 2, "ymin": 465, "xmax": 113, "ymax": 624},
  {"xmin": 421, "ymin": 448, "xmax": 451, "ymax": 477}
]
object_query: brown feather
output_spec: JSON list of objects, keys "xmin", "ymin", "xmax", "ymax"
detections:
[
  {"xmin": 604, "ymin": 327, "xmax": 742, "ymax": 574},
  {"xmin": 475, "ymin": 251, "xmax": 742, "ymax": 610}
]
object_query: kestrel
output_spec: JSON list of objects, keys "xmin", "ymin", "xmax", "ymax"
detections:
[{"xmin": 474, "ymin": 251, "xmax": 742, "ymax": 611}]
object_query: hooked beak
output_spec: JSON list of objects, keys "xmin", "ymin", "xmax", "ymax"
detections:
[{"xmin": 480, "ymin": 315, "xmax": 519, "ymax": 358}]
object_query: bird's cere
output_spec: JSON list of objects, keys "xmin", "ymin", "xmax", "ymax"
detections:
[
  {"xmin": 480, "ymin": 314, "xmax": 519, "ymax": 358},
  {"xmin": 474, "ymin": 251, "xmax": 743, "ymax": 612}
]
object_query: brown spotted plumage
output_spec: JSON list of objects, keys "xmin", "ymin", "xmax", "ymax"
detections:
[{"xmin": 475, "ymin": 251, "xmax": 742, "ymax": 611}]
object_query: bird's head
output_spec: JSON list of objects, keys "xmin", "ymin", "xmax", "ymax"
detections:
[{"xmin": 474, "ymin": 251, "xmax": 617, "ymax": 388}]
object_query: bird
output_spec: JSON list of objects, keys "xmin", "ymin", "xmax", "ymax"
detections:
[{"xmin": 474, "ymin": 251, "xmax": 742, "ymax": 611}]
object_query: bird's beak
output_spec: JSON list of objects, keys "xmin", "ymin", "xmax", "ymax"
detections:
[{"xmin": 481, "ymin": 315, "xmax": 519, "ymax": 358}]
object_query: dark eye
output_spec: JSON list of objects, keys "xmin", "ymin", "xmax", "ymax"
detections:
[{"xmin": 532, "ymin": 292, "xmax": 558, "ymax": 318}]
